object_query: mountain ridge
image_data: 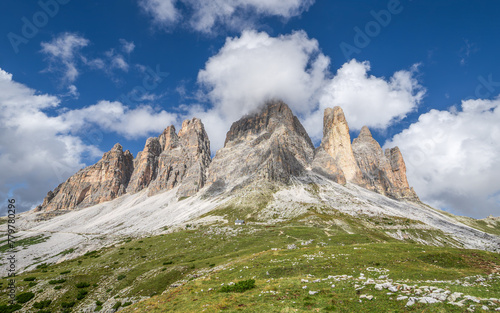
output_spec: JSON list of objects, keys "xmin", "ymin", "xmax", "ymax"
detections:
[{"xmin": 36, "ymin": 100, "xmax": 418, "ymax": 213}]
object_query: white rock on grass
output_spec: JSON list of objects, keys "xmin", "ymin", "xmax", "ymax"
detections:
[
  {"xmin": 406, "ymin": 297, "xmax": 418, "ymax": 306},
  {"xmin": 419, "ymin": 297, "xmax": 440, "ymax": 304}
]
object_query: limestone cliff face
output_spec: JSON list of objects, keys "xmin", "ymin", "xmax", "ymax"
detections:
[
  {"xmin": 312, "ymin": 107, "xmax": 362, "ymax": 185},
  {"xmin": 37, "ymin": 100, "xmax": 419, "ymax": 213},
  {"xmin": 148, "ymin": 118, "xmax": 211, "ymax": 198},
  {"xmin": 207, "ymin": 100, "xmax": 315, "ymax": 188},
  {"xmin": 38, "ymin": 119, "xmax": 211, "ymax": 212},
  {"xmin": 385, "ymin": 146, "xmax": 419, "ymax": 201},
  {"xmin": 126, "ymin": 138, "xmax": 161, "ymax": 194},
  {"xmin": 39, "ymin": 144, "xmax": 134, "ymax": 212},
  {"xmin": 352, "ymin": 126, "xmax": 418, "ymax": 201}
]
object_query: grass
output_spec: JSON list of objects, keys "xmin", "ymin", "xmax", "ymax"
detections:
[
  {"xmin": 0, "ymin": 210, "xmax": 498, "ymax": 312},
  {"xmin": 0, "ymin": 235, "xmax": 49, "ymax": 253},
  {"xmin": 219, "ymin": 279, "xmax": 255, "ymax": 293}
]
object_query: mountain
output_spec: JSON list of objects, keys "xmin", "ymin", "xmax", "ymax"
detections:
[
  {"xmin": 1, "ymin": 100, "xmax": 499, "ymax": 312},
  {"xmin": 37, "ymin": 118, "xmax": 211, "ymax": 214},
  {"xmin": 35, "ymin": 100, "xmax": 417, "ymax": 214},
  {"xmin": 207, "ymin": 100, "xmax": 315, "ymax": 190},
  {"xmin": 36, "ymin": 143, "xmax": 134, "ymax": 212}
]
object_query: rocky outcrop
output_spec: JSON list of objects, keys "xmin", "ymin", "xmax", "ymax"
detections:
[
  {"xmin": 37, "ymin": 100, "xmax": 419, "ymax": 213},
  {"xmin": 39, "ymin": 118, "xmax": 211, "ymax": 212},
  {"xmin": 126, "ymin": 138, "xmax": 161, "ymax": 194},
  {"xmin": 148, "ymin": 118, "xmax": 211, "ymax": 198},
  {"xmin": 207, "ymin": 100, "xmax": 315, "ymax": 189},
  {"xmin": 385, "ymin": 146, "xmax": 419, "ymax": 201},
  {"xmin": 352, "ymin": 126, "xmax": 418, "ymax": 201},
  {"xmin": 312, "ymin": 107, "xmax": 362, "ymax": 185},
  {"xmin": 38, "ymin": 143, "xmax": 134, "ymax": 212}
]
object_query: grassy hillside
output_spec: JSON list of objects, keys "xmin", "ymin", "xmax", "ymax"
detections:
[{"xmin": 1, "ymin": 211, "xmax": 499, "ymax": 312}]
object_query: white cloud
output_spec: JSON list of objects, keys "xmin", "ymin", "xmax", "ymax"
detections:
[
  {"xmin": 0, "ymin": 68, "xmax": 100, "ymax": 215},
  {"xmin": 385, "ymin": 97, "xmax": 500, "ymax": 218},
  {"xmin": 194, "ymin": 29, "xmax": 329, "ymax": 150},
  {"xmin": 40, "ymin": 32, "xmax": 89, "ymax": 83},
  {"xmin": 193, "ymin": 30, "xmax": 424, "ymax": 151},
  {"xmin": 185, "ymin": 0, "xmax": 315, "ymax": 33},
  {"xmin": 0, "ymin": 68, "xmax": 180, "ymax": 215},
  {"xmin": 303, "ymin": 60, "xmax": 425, "ymax": 141},
  {"xmin": 120, "ymin": 39, "xmax": 136, "ymax": 54},
  {"xmin": 111, "ymin": 54, "xmax": 129, "ymax": 72},
  {"xmin": 139, "ymin": 0, "xmax": 180, "ymax": 26},
  {"xmin": 65, "ymin": 84, "xmax": 80, "ymax": 99},
  {"xmin": 139, "ymin": 0, "xmax": 315, "ymax": 33},
  {"xmin": 62, "ymin": 101, "xmax": 179, "ymax": 139}
]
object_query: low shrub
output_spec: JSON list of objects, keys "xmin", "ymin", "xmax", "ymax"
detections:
[{"xmin": 219, "ymin": 279, "xmax": 255, "ymax": 293}]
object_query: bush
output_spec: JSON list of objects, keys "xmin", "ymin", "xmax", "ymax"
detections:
[
  {"xmin": 28, "ymin": 282, "xmax": 37, "ymax": 287},
  {"xmin": 54, "ymin": 286, "xmax": 62, "ymax": 290},
  {"xmin": 163, "ymin": 261, "xmax": 173, "ymax": 265},
  {"xmin": 36, "ymin": 263, "xmax": 48, "ymax": 269},
  {"xmin": 75, "ymin": 282, "xmax": 90, "ymax": 288},
  {"xmin": 112, "ymin": 301, "xmax": 122, "ymax": 310},
  {"xmin": 15, "ymin": 292, "xmax": 35, "ymax": 303},
  {"xmin": 61, "ymin": 301, "xmax": 75, "ymax": 308},
  {"xmin": 123, "ymin": 301, "xmax": 132, "ymax": 307},
  {"xmin": 23, "ymin": 277, "xmax": 36, "ymax": 281},
  {"xmin": 0, "ymin": 304, "xmax": 22, "ymax": 313},
  {"xmin": 33, "ymin": 300, "xmax": 51, "ymax": 309},
  {"xmin": 95, "ymin": 300, "xmax": 103, "ymax": 306},
  {"xmin": 48, "ymin": 279, "xmax": 66, "ymax": 284},
  {"xmin": 219, "ymin": 279, "xmax": 255, "ymax": 293},
  {"xmin": 77, "ymin": 289, "xmax": 88, "ymax": 300},
  {"xmin": 60, "ymin": 270, "xmax": 71, "ymax": 275},
  {"xmin": 117, "ymin": 274, "xmax": 126, "ymax": 281}
]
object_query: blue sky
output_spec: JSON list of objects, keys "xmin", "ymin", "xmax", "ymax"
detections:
[{"xmin": 1, "ymin": 0, "xmax": 499, "ymax": 218}]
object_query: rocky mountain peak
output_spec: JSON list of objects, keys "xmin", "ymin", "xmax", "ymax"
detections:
[
  {"xmin": 357, "ymin": 126, "xmax": 374, "ymax": 140},
  {"xmin": 147, "ymin": 118, "xmax": 211, "ymax": 197},
  {"xmin": 37, "ymin": 100, "xmax": 419, "ymax": 213},
  {"xmin": 352, "ymin": 125, "xmax": 418, "ymax": 201},
  {"xmin": 208, "ymin": 100, "xmax": 314, "ymax": 189},
  {"xmin": 38, "ymin": 143, "xmax": 134, "ymax": 212},
  {"xmin": 111, "ymin": 143, "xmax": 123, "ymax": 151},
  {"xmin": 224, "ymin": 99, "xmax": 313, "ymax": 149},
  {"xmin": 158, "ymin": 125, "xmax": 179, "ymax": 151},
  {"xmin": 317, "ymin": 106, "xmax": 363, "ymax": 184}
]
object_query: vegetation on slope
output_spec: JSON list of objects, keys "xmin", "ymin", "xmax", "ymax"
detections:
[{"xmin": 0, "ymin": 210, "xmax": 499, "ymax": 312}]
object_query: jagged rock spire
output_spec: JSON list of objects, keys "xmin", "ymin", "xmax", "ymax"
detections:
[
  {"xmin": 352, "ymin": 125, "xmax": 418, "ymax": 201},
  {"xmin": 318, "ymin": 106, "xmax": 363, "ymax": 183},
  {"xmin": 37, "ymin": 100, "xmax": 419, "ymax": 213},
  {"xmin": 38, "ymin": 143, "xmax": 134, "ymax": 212},
  {"xmin": 208, "ymin": 100, "xmax": 315, "ymax": 188}
]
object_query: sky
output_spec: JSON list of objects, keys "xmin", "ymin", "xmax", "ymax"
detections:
[{"xmin": 0, "ymin": 0, "xmax": 499, "ymax": 218}]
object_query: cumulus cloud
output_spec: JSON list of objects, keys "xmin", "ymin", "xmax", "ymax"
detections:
[
  {"xmin": 139, "ymin": 0, "xmax": 315, "ymax": 33},
  {"xmin": 185, "ymin": 0, "xmax": 316, "ymax": 33},
  {"xmin": 385, "ymin": 98, "xmax": 500, "ymax": 218},
  {"xmin": 303, "ymin": 60, "xmax": 425, "ymax": 140},
  {"xmin": 193, "ymin": 30, "xmax": 424, "ymax": 151},
  {"xmin": 139, "ymin": 0, "xmax": 180, "ymax": 26},
  {"xmin": 120, "ymin": 39, "xmax": 136, "ymax": 54},
  {"xmin": 62, "ymin": 101, "xmax": 178, "ymax": 139},
  {"xmin": 42, "ymin": 34, "xmax": 136, "ymax": 87},
  {"xmin": 0, "ymin": 68, "xmax": 100, "ymax": 215},
  {"xmin": 194, "ymin": 29, "xmax": 329, "ymax": 150},
  {"xmin": 0, "ymin": 68, "xmax": 180, "ymax": 215},
  {"xmin": 40, "ymin": 32, "xmax": 89, "ymax": 83}
]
